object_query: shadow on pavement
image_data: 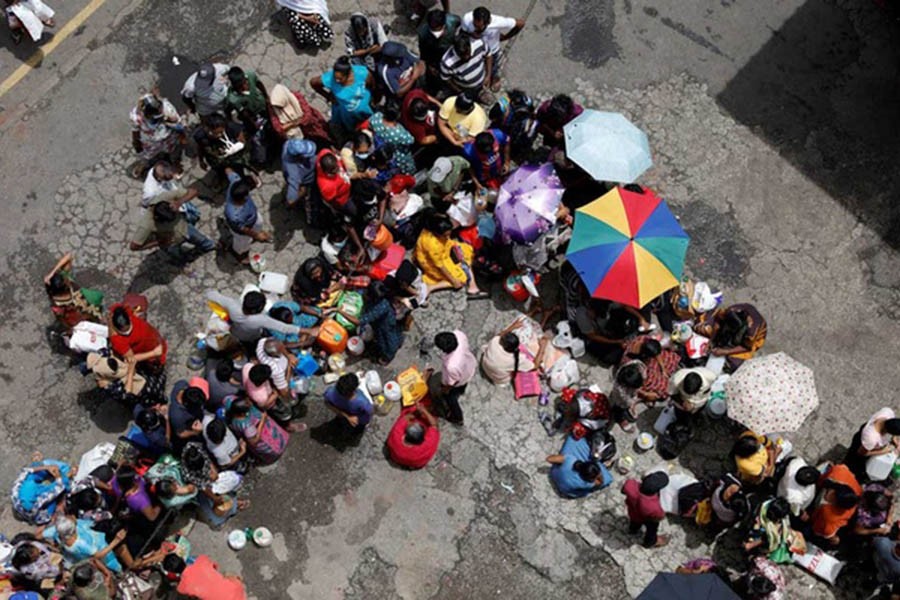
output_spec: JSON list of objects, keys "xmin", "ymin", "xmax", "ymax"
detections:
[
  {"xmin": 716, "ymin": 0, "xmax": 900, "ymax": 248},
  {"xmin": 309, "ymin": 416, "xmax": 365, "ymax": 452}
]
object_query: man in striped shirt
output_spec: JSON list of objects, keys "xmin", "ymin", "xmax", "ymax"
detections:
[{"xmin": 439, "ymin": 35, "xmax": 487, "ymax": 94}]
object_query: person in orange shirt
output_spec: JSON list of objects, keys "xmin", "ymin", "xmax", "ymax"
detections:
[
  {"xmin": 810, "ymin": 463, "xmax": 862, "ymax": 546},
  {"xmin": 164, "ymin": 553, "xmax": 247, "ymax": 600}
]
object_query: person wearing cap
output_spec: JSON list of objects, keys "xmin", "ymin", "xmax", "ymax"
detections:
[
  {"xmin": 375, "ymin": 41, "xmax": 426, "ymax": 100},
  {"xmin": 129, "ymin": 90, "xmax": 183, "ymax": 171},
  {"xmin": 387, "ymin": 403, "xmax": 440, "ymax": 469},
  {"xmin": 277, "ymin": 0, "xmax": 333, "ymax": 50},
  {"xmin": 437, "ymin": 92, "xmax": 488, "ymax": 147},
  {"xmin": 547, "ymin": 434, "xmax": 613, "ymax": 498},
  {"xmin": 439, "ymin": 35, "xmax": 488, "ymax": 95},
  {"xmin": 417, "ymin": 8, "xmax": 460, "ymax": 92},
  {"xmin": 310, "ymin": 56, "xmax": 374, "ymax": 133},
  {"xmin": 281, "ymin": 138, "xmax": 318, "ymax": 216},
  {"xmin": 345, "ymin": 12, "xmax": 388, "ymax": 70},
  {"xmin": 621, "ymin": 472, "xmax": 669, "ymax": 548},
  {"xmin": 427, "ymin": 155, "xmax": 470, "ymax": 211},
  {"xmin": 181, "ymin": 62, "xmax": 231, "ymax": 117},
  {"xmin": 461, "ymin": 6, "xmax": 526, "ymax": 91}
]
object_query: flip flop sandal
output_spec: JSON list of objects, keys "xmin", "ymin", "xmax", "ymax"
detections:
[{"xmin": 466, "ymin": 291, "xmax": 490, "ymax": 300}]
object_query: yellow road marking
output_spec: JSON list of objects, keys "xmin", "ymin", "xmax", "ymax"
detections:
[{"xmin": 0, "ymin": 0, "xmax": 107, "ymax": 99}]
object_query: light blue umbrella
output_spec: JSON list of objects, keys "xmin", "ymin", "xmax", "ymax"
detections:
[{"xmin": 563, "ymin": 110, "xmax": 652, "ymax": 183}]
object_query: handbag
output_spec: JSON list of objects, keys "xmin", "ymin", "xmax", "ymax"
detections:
[{"xmin": 513, "ymin": 370, "xmax": 541, "ymax": 399}]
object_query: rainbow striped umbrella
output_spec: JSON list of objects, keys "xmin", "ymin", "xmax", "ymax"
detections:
[{"xmin": 566, "ymin": 187, "xmax": 689, "ymax": 308}]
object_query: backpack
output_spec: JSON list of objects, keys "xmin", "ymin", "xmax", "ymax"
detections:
[{"xmin": 658, "ymin": 421, "xmax": 694, "ymax": 460}]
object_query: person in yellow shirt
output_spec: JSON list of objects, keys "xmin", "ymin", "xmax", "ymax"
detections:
[
  {"xmin": 414, "ymin": 213, "xmax": 488, "ymax": 299},
  {"xmin": 437, "ymin": 92, "xmax": 488, "ymax": 147},
  {"xmin": 733, "ymin": 431, "xmax": 780, "ymax": 485}
]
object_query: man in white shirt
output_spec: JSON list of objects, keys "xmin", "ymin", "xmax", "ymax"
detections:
[
  {"xmin": 461, "ymin": 6, "xmax": 525, "ymax": 90},
  {"xmin": 775, "ymin": 457, "xmax": 819, "ymax": 517},
  {"xmin": 141, "ymin": 161, "xmax": 197, "ymax": 209}
]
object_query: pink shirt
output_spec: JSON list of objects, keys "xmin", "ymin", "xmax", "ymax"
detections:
[
  {"xmin": 242, "ymin": 363, "xmax": 274, "ymax": 409},
  {"xmin": 441, "ymin": 330, "xmax": 477, "ymax": 387},
  {"xmin": 862, "ymin": 407, "xmax": 896, "ymax": 451}
]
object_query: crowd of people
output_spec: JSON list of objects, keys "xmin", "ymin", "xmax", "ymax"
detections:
[{"xmin": 3, "ymin": 1, "xmax": 898, "ymax": 599}]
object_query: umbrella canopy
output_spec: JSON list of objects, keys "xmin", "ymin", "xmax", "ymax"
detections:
[
  {"xmin": 565, "ymin": 186, "xmax": 689, "ymax": 308},
  {"xmin": 638, "ymin": 573, "xmax": 740, "ymax": 600},
  {"xmin": 564, "ymin": 109, "xmax": 652, "ymax": 183},
  {"xmin": 724, "ymin": 352, "xmax": 819, "ymax": 433},
  {"xmin": 495, "ymin": 163, "xmax": 564, "ymax": 244}
]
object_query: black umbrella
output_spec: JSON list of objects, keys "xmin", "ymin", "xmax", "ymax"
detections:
[{"xmin": 637, "ymin": 573, "xmax": 739, "ymax": 600}]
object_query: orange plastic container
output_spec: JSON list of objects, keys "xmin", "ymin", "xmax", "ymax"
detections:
[
  {"xmin": 371, "ymin": 225, "xmax": 394, "ymax": 252},
  {"xmin": 317, "ymin": 319, "xmax": 349, "ymax": 355}
]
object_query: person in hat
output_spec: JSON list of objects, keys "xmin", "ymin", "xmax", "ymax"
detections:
[
  {"xmin": 417, "ymin": 8, "xmax": 460, "ymax": 92},
  {"xmin": 621, "ymin": 472, "xmax": 669, "ymax": 548},
  {"xmin": 375, "ymin": 41, "xmax": 426, "ymax": 100},
  {"xmin": 427, "ymin": 155, "xmax": 470, "ymax": 211},
  {"xmin": 369, "ymin": 101, "xmax": 416, "ymax": 175},
  {"xmin": 437, "ymin": 92, "xmax": 487, "ymax": 147},
  {"xmin": 276, "ymin": 0, "xmax": 333, "ymax": 50},
  {"xmin": 547, "ymin": 433, "xmax": 612, "ymax": 499},
  {"xmin": 181, "ymin": 62, "xmax": 231, "ymax": 117},
  {"xmin": 461, "ymin": 6, "xmax": 525, "ymax": 91},
  {"xmin": 345, "ymin": 12, "xmax": 388, "ymax": 69},
  {"xmin": 439, "ymin": 34, "xmax": 488, "ymax": 95},
  {"xmin": 387, "ymin": 403, "xmax": 440, "ymax": 469},
  {"xmin": 310, "ymin": 56, "xmax": 374, "ymax": 133},
  {"xmin": 129, "ymin": 90, "xmax": 184, "ymax": 170}
]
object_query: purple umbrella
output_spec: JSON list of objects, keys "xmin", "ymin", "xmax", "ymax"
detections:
[
  {"xmin": 494, "ymin": 196, "xmax": 553, "ymax": 244},
  {"xmin": 497, "ymin": 163, "xmax": 564, "ymax": 223}
]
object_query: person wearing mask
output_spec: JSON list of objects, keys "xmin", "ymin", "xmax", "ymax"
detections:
[{"xmin": 417, "ymin": 8, "xmax": 460, "ymax": 92}]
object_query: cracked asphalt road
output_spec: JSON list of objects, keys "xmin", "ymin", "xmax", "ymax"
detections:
[{"xmin": 0, "ymin": 0, "xmax": 898, "ymax": 598}]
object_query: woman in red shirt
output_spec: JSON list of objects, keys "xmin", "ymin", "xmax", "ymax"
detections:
[{"xmin": 108, "ymin": 304, "xmax": 167, "ymax": 373}]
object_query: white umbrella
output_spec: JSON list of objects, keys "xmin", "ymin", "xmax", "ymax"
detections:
[{"xmin": 724, "ymin": 352, "xmax": 819, "ymax": 433}]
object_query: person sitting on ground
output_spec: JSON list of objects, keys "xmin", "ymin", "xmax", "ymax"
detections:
[
  {"xmin": 573, "ymin": 300, "xmax": 640, "ymax": 366},
  {"xmin": 375, "ymin": 41, "xmax": 426, "ymax": 101},
  {"xmin": 414, "ymin": 212, "xmax": 487, "ymax": 299},
  {"xmin": 224, "ymin": 395, "xmax": 293, "ymax": 466},
  {"xmin": 623, "ymin": 337, "xmax": 680, "ymax": 408},
  {"xmin": 844, "ymin": 407, "xmax": 900, "ymax": 480},
  {"xmin": 775, "ymin": 457, "xmax": 819, "ymax": 519},
  {"xmin": 622, "ymin": 472, "xmax": 670, "ymax": 548},
  {"xmin": 310, "ymin": 56, "xmax": 374, "ymax": 134},
  {"xmin": 291, "ymin": 256, "xmax": 341, "ymax": 304},
  {"xmin": 44, "ymin": 252, "xmax": 104, "ymax": 333},
  {"xmin": 535, "ymin": 93, "xmax": 583, "ymax": 148},
  {"xmin": 356, "ymin": 281, "xmax": 404, "ymax": 365},
  {"xmin": 740, "ymin": 556, "xmax": 787, "ymax": 600},
  {"xmin": 743, "ymin": 497, "xmax": 806, "ymax": 564},
  {"xmin": 438, "ymin": 91, "xmax": 488, "ymax": 147},
  {"xmin": 109, "ymin": 464, "xmax": 161, "ymax": 524},
  {"xmin": 204, "ymin": 290, "xmax": 301, "ymax": 348},
  {"xmin": 872, "ymin": 527, "xmax": 900, "ymax": 586},
  {"xmin": 70, "ymin": 560, "xmax": 116, "ymax": 599},
  {"xmin": 710, "ymin": 473, "xmax": 747, "ymax": 527},
  {"xmin": 668, "ymin": 366, "xmax": 716, "ymax": 416},
  {"xmin": 387, "ymin": 403, "xmax": 440, "ymax": 469},
  {"xmin": 608, "ymin": 360, "xmax": 646, "ymax": 432},
  {"xmin": 480, "ymin": 316, "xmax": 565, "ymax": 385},
  {"xmin": 427, "ymin": 155, "xmax": 472, "ymax": 212},
  {"xmin": 276, "ymin": 0, "xmax": 333, "ymax": 50},
  {"xmin": 145, "ymin": 454, "xmax": 198, "ymax": 510},
  {"xmin": 694, "ymin": 302, "xmax": 767, "ymax": 371},
  {"xmin": 324, "ymin": 373, "xmax": 374, "ymax": 434},
  {"xmin": 38, "ymin": 515, "xmax": 123, "ymax": 573},
  {"xmin": 223, "ymin": 168, "xmax": 270, "ymax": 265},
  {"xmin": 811, "ymin": 462, "xmax": 862, "ymax": 546},
  {"xmin": 267, "ymin": 301, "xmax": 321, "ymax": 352},
  {"xmin": 132, "ymin": 405, "xmax": 170, "ymax": 456},
  {"xmin": 345, "ymin": 12, "xmax": 387, "ymax": 68},
  {"xmin": 203, "ymin": 416, "xmax": 248, "ymax": 472},
  {"xmin": 463, "ymin": 128, "xmax": 510, "ymax": 190},
  {"xmin": 732, "ymin": 431, "xmax": 782, "ymax": 486},
  {"xmin": 207, "ymin": 359, "xmax": 241, "ymax": 408},
  {"xmin": 167, "ymin": 380, "xmax": 206, "ymax": 454},
  {"xmin": 8, "ymin": 537, "xmax": 64, "ymax": 590},
  {"xmin": 547, "ymin": 434, "xmax": 612, "ymax": 499},
  {"xmin": 129, "ymin": 199, "xmax": 216, "ymax": 263},
  {"xmin": 108, "ymin": 304, "xmax": 167, "ymax": 374},
  {"xmin": 256, "ymin": 338, "xmax": 302, "ymax": 408},
  {"xmin": 164, "ymin": 552, "xmax": 248, "ymax": 600}
]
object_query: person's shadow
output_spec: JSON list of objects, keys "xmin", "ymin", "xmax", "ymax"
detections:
[{"xmin": 0, "ymin": 25, "xmax": 53, "ymax": 65}]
